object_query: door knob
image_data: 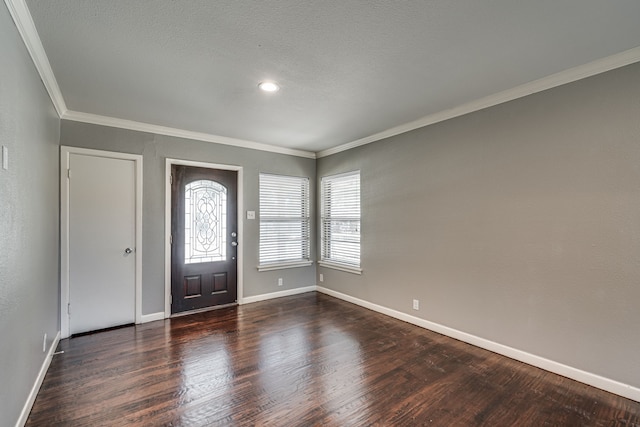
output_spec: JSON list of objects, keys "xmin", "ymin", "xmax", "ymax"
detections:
[
  {"xmin": 124, "ymin": 247, "xmax": 133, "ymax": 254},
  {"xmin": 231, "ymin": 241, "xmax": 238, "ymax": 247}
]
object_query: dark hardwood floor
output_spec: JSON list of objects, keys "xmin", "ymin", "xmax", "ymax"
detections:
[{"xmin": 26, "ymin": 292, "xmax": 640, "ymax": 426}]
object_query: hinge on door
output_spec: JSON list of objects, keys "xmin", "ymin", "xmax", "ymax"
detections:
[
  {"xmin": 67, "ymin": 169, "xmax": 71, "ymax": 179},
  {"xmin": 67, "ymin": 303, "xmax": 71, "ymax": 315},
  {"xmin": 169, "ymin": 174, "xmax": 173, "ymax": 185},
  {"xmin": 170, "ymin": 234, "xmax": 173, "ymax": 245}
]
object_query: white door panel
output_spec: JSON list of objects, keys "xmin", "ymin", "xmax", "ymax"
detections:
[{"xmin": 69, "ymin": 153, "xmax": 136, "ymax": 335}]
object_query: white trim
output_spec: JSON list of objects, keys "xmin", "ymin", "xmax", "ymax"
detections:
[
  {"xmin": 317, "ymin": 261, "xmax": 362, "ymax": 275},
  {"xmin": 63, "ymin": 110, "xmax": 316, "ymax": 159},
  {"xmin": 60, "ymin": 149, "xmax": 70, "ymax": 338},
  {"xmin": 140, "ymin": 312, "xmax": 165, "ymax": 324},
  {"xmin": 2, "ymin": 0, "xmax": 316, "ymax": 159},
  {"xmin": 241, "ymin": 286, "xmax": 317, "ymax": 305},
  {"xmin": 316, "ymin": 286, "xmax": 640, "ymax": 402},
  {"xmin": 15, "ymin": 331, "xmax": 60, "ymax": 427},
  {"xmin": 317, "ymin": 46, "xmax": 640, "ymax": 158},
  {"xmin": 4, "ymin": 0, "xmax": 67, "ymax": 117},
  {"xmin": 9, "ymin": 0, "xmax": 640, "ymax": 159},
  {"xmin": 257, "ymin": 260, "xmax": 313, "ymax": 272},
  {"xmin": 134, "ymin": 156, "xmax": 143, "ymax": 325},
  {"xmin": 165, "ymin": 159, "xmax": 245, "ymax": 317},
  {"xmin": 60, "ymin": 146, "xmax": 143, "ymax": 339}
]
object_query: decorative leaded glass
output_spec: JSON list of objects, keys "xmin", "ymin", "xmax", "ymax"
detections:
[{"xmin": 184, "ymin": 180, "xmax": 227, "ymax": 264}]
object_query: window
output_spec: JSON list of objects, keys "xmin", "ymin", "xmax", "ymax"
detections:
[
  {"xmin": 184, "ymin": 180, "xmax": 227, "ymax": 264},
  {"xmin": 320, "ymin": 170, "xmax": 361, "ymax": 273},
  {"xmin": 258, "ymin": 173, "xmax": 311, "ymax": 270}
]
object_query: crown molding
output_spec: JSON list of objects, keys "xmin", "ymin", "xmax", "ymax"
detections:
[
  {"xmin": 62, "ymin": 110, "xmax": 317, "ymax": 159},
  {"xmin": 317, "ymin": 46, "xmax": 640, "ymax": 158},
  {"xmin": 4, "ymin": 0, "xmax": 67, "ymax": 117},
  {"xmin": 8, "ymin": 0, "xmax": 639, "ymax": 160},
  {"xmin": 7, "ymin": 0, "xmax": 314, "ymax": 159}
]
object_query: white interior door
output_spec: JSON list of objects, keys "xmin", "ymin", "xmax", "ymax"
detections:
[{"xmin": 68, "ymin": 152, "xmax": 136, "ymax": 335}]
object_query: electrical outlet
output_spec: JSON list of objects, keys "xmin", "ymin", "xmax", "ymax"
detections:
[
  {"xmin": 43, "ymin": 333, "xmax": 47, "ymax": 352},
  {"xmin": 319, "ymin": 273, "xmax": 324, "ymax": 282},
  {"xmin": 278, "ymin": 278, "xmax": 283, "ymax": 286},
  {"xmin": 412, "ymin": 299, "xmax": 419, "ymax": 310}
]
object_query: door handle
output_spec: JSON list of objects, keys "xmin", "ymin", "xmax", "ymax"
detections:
[{"xmin": 124, "ymin": 247, "xmax": 133, "ymax": 254}]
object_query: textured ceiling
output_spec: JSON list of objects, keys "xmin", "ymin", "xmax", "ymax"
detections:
[{"xmin": 25, "ymin": 0, "xmax": 640, "ymax": 153}]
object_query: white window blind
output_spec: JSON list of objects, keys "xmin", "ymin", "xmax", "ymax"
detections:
[
  {"xmin": 259, "ymin": 173, "xmax": 310, "ymax": 268},
  {"xmin": 321, "ymin": 171, "xmax": 361, "ymax": 269}
]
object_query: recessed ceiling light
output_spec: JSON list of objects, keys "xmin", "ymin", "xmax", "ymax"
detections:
[{"xmin": 258, "ymin": 81, "xmax": 280, "ymax": 93}]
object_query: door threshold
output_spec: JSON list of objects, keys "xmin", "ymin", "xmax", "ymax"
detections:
[
  {"xmin": 70, "ymin": 323, "xmax": 135, "ymax": 338},
  {"xmin": 170, "ymin": 302, "xmax": 238, "ymax": 318}
]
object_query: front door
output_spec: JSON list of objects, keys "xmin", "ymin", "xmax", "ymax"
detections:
[{"xmin": 171, "ymin": 165, "xmax": 238, "ymax": 314}]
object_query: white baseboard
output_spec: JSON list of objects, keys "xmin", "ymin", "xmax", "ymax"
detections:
[
  {"xmin": 16, "ymin": 331, "xmax": 61, "ymax": 427},
  {"xmin": 140, "ymin": 312, "xmax": 165, "ymax": 324},
  {"xmin": 316, "ymin": 286, "xmax": 640, "ymax": 402},
  {"xmin": 241, "ymin": 286, "xmax": 317, "ymax": 305}
]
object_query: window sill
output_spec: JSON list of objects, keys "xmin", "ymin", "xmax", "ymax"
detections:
[
  {"xmin": 318, "ymin": 261, "xmax": 362, "ymax": 275},
  {"xmin": 257, "ymin": 260, "xmax": 313, "ymax": 272}
]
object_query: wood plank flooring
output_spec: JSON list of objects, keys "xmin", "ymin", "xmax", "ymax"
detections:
[{"xmin": 26, "ymin": 292, "xmax": 640, "ymax": 426}]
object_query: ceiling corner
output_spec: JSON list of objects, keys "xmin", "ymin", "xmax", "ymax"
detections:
[
  {"xmin": 5, "ymin": 0, "xmax": 67, "ymax": 117},
  {"xmin": 318, "ymin": 45, "xmax": 640, "ymax": 159}
]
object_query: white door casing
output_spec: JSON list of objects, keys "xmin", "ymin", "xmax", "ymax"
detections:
[{"xmin": 61, "ymin": 147, "xmax": 143, "ymax": 338}]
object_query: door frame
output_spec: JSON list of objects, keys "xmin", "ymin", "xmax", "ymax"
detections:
[
  {"xmin": 164, "ymin": 159, "xmax": 244, "ymax": 317},
  {"xmin": 60, "ymin": 146, "xmax": 143, "ymax": 339}
]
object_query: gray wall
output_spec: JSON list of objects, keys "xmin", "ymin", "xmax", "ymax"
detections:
[
  {"xmin": 317, "ymin": 62, "xmax": 640, "ymax": 388},
  {"xmin": 0, "ymin": 4, "xmax": 61, "ymax": 426},
  {"xmin": 60, "ymin": 121, "xmax": 317, "ymax": 314}
]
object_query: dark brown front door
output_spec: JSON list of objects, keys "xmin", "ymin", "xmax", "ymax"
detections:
[{"xmin": 171, "ymin": 165, "xmax": 238, "ymax": 314}]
